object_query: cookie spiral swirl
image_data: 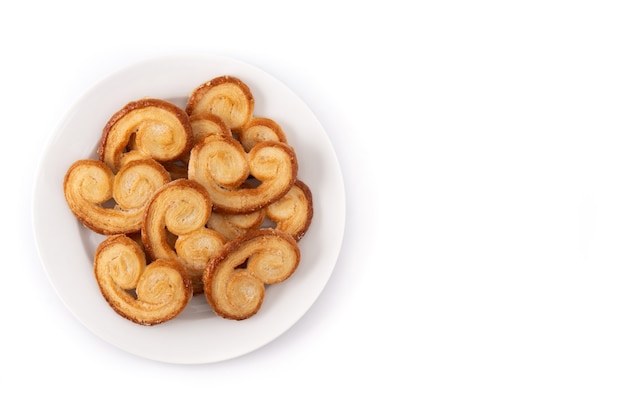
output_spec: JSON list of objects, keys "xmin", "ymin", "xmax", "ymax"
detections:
[
  {"xmin": 188, "ymin": 133, "xmax": 298, "ymax": 214},
  {"xmin": 203, "ymin": 229, "xmax": 300, "ymax": 320},
  {"xmin": 238, "ymin": 117, "xmax": 287, "ymax": 152},
  {"xmin": 64, "ymin": 158, "xmax": 170, "ymax": 235},
  {"xmin": 141, "ymin": 179, "xmax": 213, "ymax": 261},
  {"xmin": 94, "ymin": 234, "xmax": 192, "ymax": 325},
  {"xmin": 141, "ymin": 179, "xmax": 225, "ymax": 293},
  {"xmin": 174, "ymin": 228, "xmax": 226, "ymax": 293},
  {"xmin": 189, "ymin": 113, "xmax": 231, "ymax": 145},
  {"xmin": 265, "ymin": 179, "xmax": 314, "ymax": 241},
  {"xmin": 186, "ymin": 76, "xmax": 254, "ymax": 130},
  {"xmin": 99, "ymin": 98, "xmax": 193, "ymax": 172}
]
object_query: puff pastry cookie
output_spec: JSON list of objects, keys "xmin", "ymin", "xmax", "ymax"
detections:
[
  {"xmin": 141, "ymin": 178, "xmax": 225, "ymax": 293},
  {"xmin": 203, "ymin": 229, "xmax": 300, "ymax": 320},
  {"xmin": 189, "ymin": 113, "xmax": 231, "ymax": 145},
  {"xmin": 265, "ymin": 179, "xmax": 313, "ymax": 241},
  {"xmin": 188, "ymin": 133, "xmax": 298, "ymax": 214},
  {"xmin": 186, "ymin": 76, "xmax": 254, "ymax": 130},
  {"xmin": 64, "ymin": 158, "xmax": 170, "ymax": 235},
  {"xmin": 238, "ymin": 117, "xmax": 287, "ymax": 152},
  {"xmin": 99, "ymin": 98, "xmax": 193, "ymax": 172},
  {"xmin": 94, "ymin": 234, "xmax": 192, "ymax": 325}
]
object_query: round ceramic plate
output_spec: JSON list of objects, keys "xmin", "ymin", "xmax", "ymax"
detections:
[{"xmin": 32, "ymin": 54, "xmax": 345, "ymax": 364}]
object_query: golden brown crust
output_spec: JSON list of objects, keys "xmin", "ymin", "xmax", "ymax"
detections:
[
  {"xmin": 190, "ymin": 133, "xmax": 250, "ymax": 190},
  {"xmin": 265, "ymin": 179, "xmax": 313, "ymax": 241},
  {"xmin": 63, "ymin": 158, "xmax": 170, "ymax": 235},
  {"xmin": 141, "ymin": 178, "xmax": 225, "ymax": 294},
  {"xmin": 236, "ymin": 117, "xmax": 287, "ymax": 152},
  {"xmin": 189, "ymin": 112, "xmax": 232, "ymax": 144},
  {"xmin": 203, "ymin": 229, "xmax": 300, "ymax": 320},
  {"xmin": 186, "ymin": 76, "xmax": 254, "ymax": 130},
  {"xmin": 174, "ymin": 228, "xmax": 227, "ymax": 294},
  {"xmin": 99, "ymin": 98, "xmax": 193, "ymax": 172},
  {"xmin": 113, "ymin": 159, "xmax": 172, "ymax": 211},
  {"xmin": 188, "ymin": 134, "xmax": 298, "ymax": 214},
  {"xmin": 141, "ymin": 178, "xmax": 212, "ymax": 259},
  {"xmin": 94, "ymin": 234, "xmax": 192, "ymax": 325}
]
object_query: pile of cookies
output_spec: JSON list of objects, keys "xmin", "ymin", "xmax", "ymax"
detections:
[{"xmin": 63, "ymin": 76, "xmax": 313, "ymax": 325}]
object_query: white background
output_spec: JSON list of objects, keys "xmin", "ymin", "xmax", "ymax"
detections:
[{"xmin": 4, "ymin": 0, "xmax": 626, "ymax": 415}]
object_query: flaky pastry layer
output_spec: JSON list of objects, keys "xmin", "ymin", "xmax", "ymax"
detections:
[
  {"xmin": 175, "ymin": 228, "xmax": 226, "ymax": 294},
  {"xmin": 141, "ymin": 178, "xmax": 225, "ymax": 294},
  {"xmin": 94, "ymin": 234, "xmax": 192, "ymax": 325},
  {"xmin": 265, "ymin": 179, "xmax": 314, "ymax": 241},
  {"xmin": 237, "ymin": 117, "xmax": 287, "ymax": 152},
  {"xmin": 189, "ymin": 113, "xmax": 232, "ymax": 145},
  {"xmin": 99, "ymin": 98, "xmax": 193, "ymax": 172},
  {"xmin": 203, "ymin": 229, "xmax": 300, "ymax": 320},
  {"xmin": 188, "ymin": 133, "xmax": 298, "ymax": 214},
  {"xmin": 186, "ymin": 76, "xmax": 254, "ymax": 130},
  {"xmin": 64, "ymin": 158, "xmax": 170, "ymax": 235}
]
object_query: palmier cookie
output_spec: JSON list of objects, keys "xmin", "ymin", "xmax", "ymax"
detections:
[
  {"xmin": 186, "ymin": 76, "xmax": 254, "ymax": 130},
  {"xmin": 188, "ymin": 133, "xmax": 298, "ymax": 214},
  {"xmin": 94, "ymin": 234, "xmax": 192, "ymax": 325},
  {"xmin": 203, "ymin": 229, "xmax": 300, "ymax": 320},
  {"xmin": 265, "ymin": 179, "xmax": 313, "ymax": 241},
  {"xmin": 64, "ymin": 158, "xmax": 170, "ymax": 235},
  {"xmin": 237, "ymin": 117, "xmax": 287, "ymax": 152},
  {"xmin": 99, "ymin": 98, "xmax": 193, "ymax": 172},
  {"xmin": 141, "ymin": 179, "xmax": 224, "ymax": 293}
]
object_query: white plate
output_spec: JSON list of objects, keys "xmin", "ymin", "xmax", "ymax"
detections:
[{"xmin": 32, "ymin": 54, "xmax": 345, "ymax": 364}]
